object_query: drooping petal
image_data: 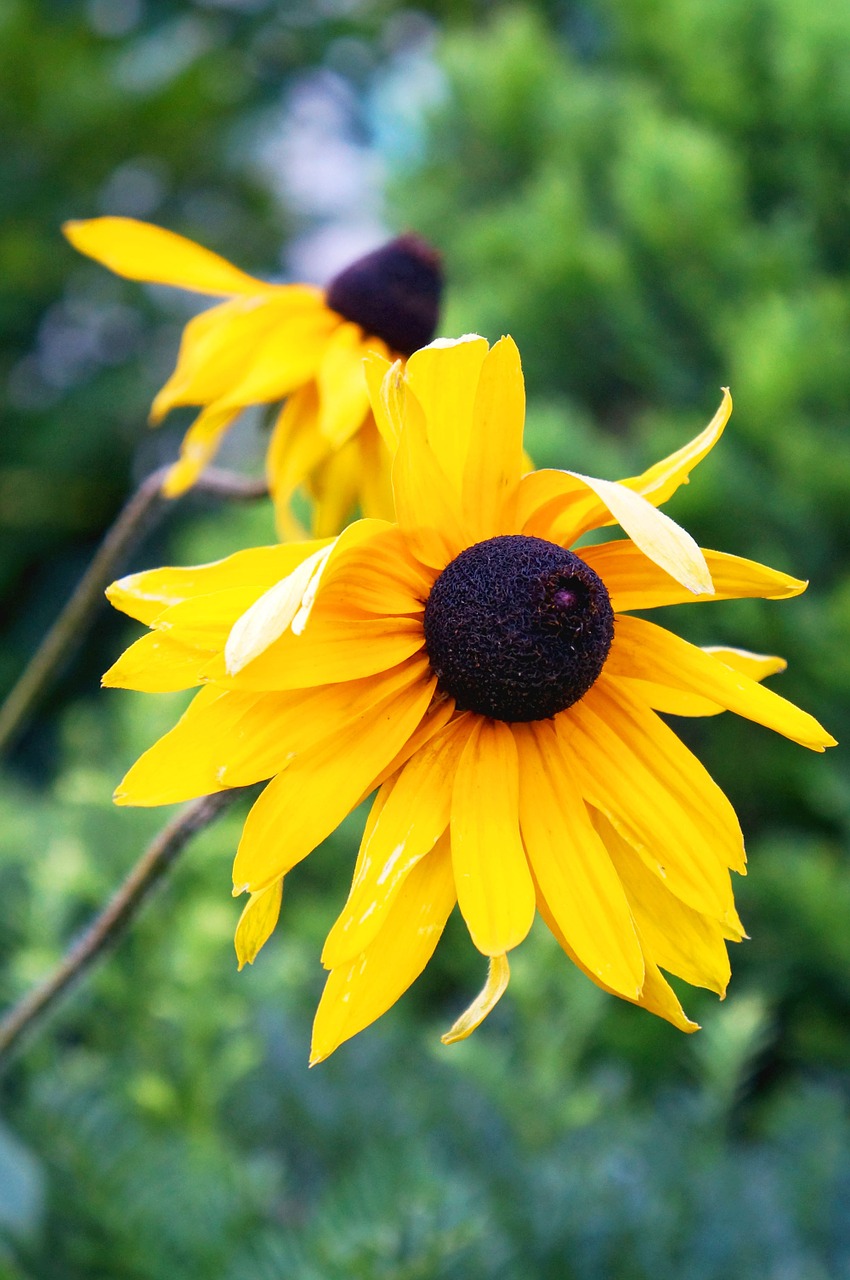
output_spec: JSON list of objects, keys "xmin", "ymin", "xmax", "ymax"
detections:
[
  {"xmin": 106, "ymin": 542, "xmax": 331, "ymax": 625},
  {"xmin": 102, "ymin": 631, "xmax": 210, "ymax": 692},
  {"xmin": 265, "ymin": 386, "xmax": 332, "ymax": 536},
  {"xmin": 63, "ymin": 217, "xmax": 268, "ymax": 296},
  {"xmin": 160, "ymin": 403, "xmax": 237, "ymax": 496},
  {"xmin": 316, "ymin": 324, "xmax": 379, "ymax": 447},
  {"xmin": 151, "ymin": 293, "xmax": 321, "ymax": 422},
  {"xmin": 514, "ymin": 720, "xmax": 645, "ymax": 998},
  {"xmin": 559, "ymin": 686, "xmax": 746, "ymax": 923},
  {"xmin": 630, "ymin": 648, "xmax": 787, "ymax": 717},
  {"xmin": 606, "ymin": 615, "xmax": 836, "ymax": 750},
  {"xmin": 591, "ymin": 810, "xmax": 734, "ymax": 995},
  {"xmin": 534, "ymin": 885, "xmax": 698, "ymax": 1032},
  {"xmin": 321, "ymin": 714, "xmax": 476, "ymax": 969},
  {"xmin": 450, "ymin": 718, "xmax": 536, "ymax": 957},
  {"xmin": 441, "ymin": 954, "xmax": 511, "ymax": 1045},
  {"xmin": 404, "ymin": 335, "xmax": 490, "ymax": 489},
  {"xmin": 212, "ymin": 308, "xmax": 340, "ymax": 412},
  {"xmin": 580, "ymin": 541, "xmax": 807, "ymax": 612},
  {"xmin": 518, "ymin": 390, "xmax": 732, "ymax": 546},
  {"xmin": 234, "ymin": 880, "xmax": 283, "ymax": 970},
  {"xmin": 462, "ymin": 335, "xmax": 526, "ymax": 540},
  {"xmin": 363, "ymin": 351, "xmax": 402, "ymax": 452},
  {"xmin": 233, "ymin": 674, "xmax": 437, "ymax": 892},
  {"xmin": 310, "ymin": 835, "xmax": 455, "ymax": 1065}
]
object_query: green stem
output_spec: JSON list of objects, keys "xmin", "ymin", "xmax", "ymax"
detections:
[{"xmin": 0, "ymin": 467, "xmax": 267, "ymax": 759}]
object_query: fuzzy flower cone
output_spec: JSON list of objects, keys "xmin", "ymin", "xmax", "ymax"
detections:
[
  {"xmin": 64, "ymin": 217, "xmax": 442, "ymax": 536},
  {"xmin": 103, "ymin": 335, "xmax": 835, "ymax": 1062}
]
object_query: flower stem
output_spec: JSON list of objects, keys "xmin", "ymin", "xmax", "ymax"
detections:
[
  {"xmin": 0, "ymin": 467, "xmax": 267, "ymax": 759},
  {"xmin": 0, "ymin": 789, "xmax": 247, "ymax": 1064}
]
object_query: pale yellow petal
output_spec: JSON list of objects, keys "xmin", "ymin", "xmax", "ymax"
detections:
[
  {"xmin": 106, "ymin": 541, "xmax": 330, "ymax": 625},
  {"xmin": 450, "ymin": 718, "xmax": 536, "ymax": 957},
  {"xmin": 404, "ymin": 335, "xmax": 490, "ymax": 489},
  {"xmin": 63, "ymin": 216, "xmax": 267, "ymax": 296},
  {"xmin": 441, "ymin": 954, "xmax": 510, "ymax": 1045},
  {"xmin": 233, "ymin": 674, "xmax": 436, "ymax": 892},
  {"xmin": 235, "ymin": 879, "xmax": 283, "ymax": 970},
  {"xmin": 310, "ymin": 835, "xmax": 455, "ymax": 1064},
  {"xmin": 461, "ymin": 335, "xmax": 525, "ymax": 540},
  {"xmin": 321, "ymin": 714, "xmax": 475, "ymax": 969},
  {"xmin": 606, "ymin": 615, "xmax": 836, "ymax": 750},
  {"xmin": 514, "ymin": 720, "xmax": 644, "ymax": 998},
  {"xmin": 580, "ymin": 541, "xmax": 807, "ymax": 613}
]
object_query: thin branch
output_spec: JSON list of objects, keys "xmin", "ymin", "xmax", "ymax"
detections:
[
  {"xmin": 0, "ymin": 466, "xmax": 268, "ymax": 758},
  {"xmin": 0, "ymin": 789, "xmax": 246, "ymax": 1064}
]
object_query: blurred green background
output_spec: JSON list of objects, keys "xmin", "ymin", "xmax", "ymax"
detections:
[{"xmin": 1, "ymin": 1, "xmax": 849, "ymax": 1276}]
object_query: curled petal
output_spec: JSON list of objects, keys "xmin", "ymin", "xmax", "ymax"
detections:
[{"xmin": 441, "ymin": 954, "xmax": 511, "ymax": 1045}]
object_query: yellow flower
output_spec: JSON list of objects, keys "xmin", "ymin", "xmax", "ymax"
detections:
[
  {"xmin": 103, "ymin": 335, "xmax": 835, "ymax": 1062},
  {"xmin": 62, "ymin": 217, "xmax": 443, "ymax": 536}
]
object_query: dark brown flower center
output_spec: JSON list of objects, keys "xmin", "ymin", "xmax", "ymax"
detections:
[
  {"xmin": 325, "ymin": 235, "xmax": 443, "ymax": 357},
  {"xmin": 423, "ymin": 535, "xmax": 614, "ymax": 722}
]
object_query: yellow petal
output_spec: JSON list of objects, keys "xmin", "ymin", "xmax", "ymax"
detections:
[
  {"xmin": 567, "ymin": 474, "xmax": 713, "ymax": 595},
  {"xmin": 450, "ymin": 718, "xmax": 536, "ymax": 957},
  {"xmin": 561, "ymin": 685, "xmax": 746, "ymax": 921},
  {"xmin": 356, "ymin": 413, "xmax": 396, "ymax": 524},
  {"xmin": 308, "ymin": 435, "xmax": 364, "ymax": 539},
  {"xmin": 316, "ymin": 323, "xmax": 375, "ymax": 446},
  {"xmin": 404, "ymin": 335, "xmax": 490, "ymax": 490},
  {"xmin": 606, "ymin": 615, "xmax": 836, "ymax": 750},
  {"xmin": 309, "ymin": 835, "xmax": 455, "ymax": 1064},
  {"xmin": 580, "ymin": 541, "xmax": 807, "ymax": 612},
  {"xmin": 106, "ymin": 541, "xmax": 332, "ymax": 625},
  {"xmin": 534, "ymin": 887, "xmax": 698, "ymax": 1032},
  {"xmin": 161, "ymin": 404, "xmax": 236, "ymax": 496},
  {"xmin": 622, "ymin": 388, "xmax": 732, "ymax": 506},
  {"xmin": 321, "ymin": 714, "xmax": 475, "ymax": 969},
  {"xmin": 266, "ymin": 386, "xmax": 332, "ymax": 536},
  {"xmin": 102, "ymin": 631, "xmax": 209, "ymax": 692},
  {"xmin": 519, "ymin": 390, "xmax": 733, "ymax": 545},
  {"xmin": 514, "ymin": 720, "xmax": 645, "ymax": 998},
  {"xmin": 224, "ymin": 543, "xmax": 334, "ymax": 674},
  {"xmin": 591, "ymin": 810, "xmax": 733, "ymax": 995},
  {"xmin": 392, "ymin": 394, "xmax": 468, "ymax": 571},
  {"xmin": 115, "ymin": 687, "xmax": 257, "ymax": 805},
  {"xmin": 153, "ymin": 585, "xmax": 277, "ymax": 651},
  {"xmin": 235, "ymin": 880, "xmax": 283, "ymax": 970},
  {"xmin": 630, "ymin": 647, "xmax": 788, "ymax": 718},
  {"xmin": 212, "ymin": 309, "xmax": 339, "ymax": 413},
  {"xmin": 461, "ymin": 335, "xmax": 526, "ymax": 540},
  {"xmin": 363, "ymin": 350, "xmax": 401, "ymax": 452},
  {"xmin": 441, "ymin": 954, "xmax": 511, "ymax": 1045},
  {"xmin": 63, "ymin": 216, "xmax": 267, "ymax": 296},
  {"xmin": 151, "ymin": 293, "xmax": 321, "ymax": 423},
  {"xmin": 233, "ymin": 674, "xmax": 436, "ymax": 892}
]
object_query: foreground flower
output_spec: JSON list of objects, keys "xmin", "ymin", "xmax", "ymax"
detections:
[
  {"xmin": 103, "ymin": 336, "xmax": 835, "ymax": 1062},
  {"xmin": 63, "ymin": 217, "xmax": 442, "ymax": 535}
]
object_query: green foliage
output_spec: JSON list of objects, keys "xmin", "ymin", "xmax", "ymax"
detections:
[{"xmin": 2, "ymin": 1, "xmax": 850, "ymax": 1277}]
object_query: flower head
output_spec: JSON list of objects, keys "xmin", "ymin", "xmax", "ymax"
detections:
[
  {"xmin": 103, "ymin": 335, "xmax": 835, "ymax": 1062},
  {"xmin": 63, "ymin": 217, "xmax": 443, "ymax": 535}
]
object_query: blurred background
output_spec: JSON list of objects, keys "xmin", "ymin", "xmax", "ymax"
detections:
[{"xmin": 1, "ymin": 1, "xmax": 849, "ymax": 1276}]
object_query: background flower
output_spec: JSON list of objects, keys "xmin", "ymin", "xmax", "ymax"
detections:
[{"xmin": 64, "ymin": 218, "xmax": 443, "ymax": 536}]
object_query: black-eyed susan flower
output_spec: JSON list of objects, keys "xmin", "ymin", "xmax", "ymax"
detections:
[
  {"xmin": 102, "ymin": 335, "xmax": 835, "ymax": 1062},
  {"xmin": 63, "ymin": 217, "xmax": 442, "ymax": 535}
]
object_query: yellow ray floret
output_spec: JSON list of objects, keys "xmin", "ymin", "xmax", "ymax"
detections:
[
  {"xmin": 64, "ymin": 217, "xmax": 443, "ymax": 536},
  {"xmin": 104, "ymin": 334, "xmax": 835, "ymax": 1061}
]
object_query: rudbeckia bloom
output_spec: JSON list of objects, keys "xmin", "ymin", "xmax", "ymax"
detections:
[
  {"xmin": 63, "ymin": 217, "xmax": 442, "ymax": 535},
  {"xmin": 103, "ymin": 335, "xmax": 834, "ymax": 1062}
]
